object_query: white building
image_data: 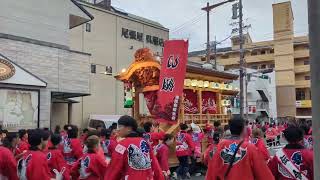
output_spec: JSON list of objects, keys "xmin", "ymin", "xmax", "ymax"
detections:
[
  {"xmin": 0, "ymin": 0, "xmax": 93, "ymax": 131},
  {"xmin": 229, "ymin": 68, "xmax": 277, "ymax": 122}
]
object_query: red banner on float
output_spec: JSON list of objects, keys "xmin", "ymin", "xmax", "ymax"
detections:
[
  {"xmin": 202, "ymin": 91, "xmax": 217, "ymax": 114},
  {"xmin": 155, "ymin": 40, "xmax": 188, "ymax": 124}
]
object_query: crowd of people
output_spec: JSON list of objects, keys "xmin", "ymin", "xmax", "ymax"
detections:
[{"xmin": 0, "ymin": 115, "xmax": 314, "ymax": 180}]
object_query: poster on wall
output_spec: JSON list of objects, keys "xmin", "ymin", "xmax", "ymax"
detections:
[
  {"xmin": 0, "ymin": 89, "xmax": 39, "ymax": 131},
  {"xmin": 155, "ymin": 40, "xmax": 188, "ymax": 124}
]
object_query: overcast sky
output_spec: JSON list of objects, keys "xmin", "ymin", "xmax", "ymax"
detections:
[{"xmin": 112, "ymin": 0, "xmax": 308, "ymax": 51}]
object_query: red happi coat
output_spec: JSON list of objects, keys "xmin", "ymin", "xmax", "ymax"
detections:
[
  {"xmin": 71, "ymin": 152, "xmax": 108, "ymax": 180},
  {"xmin": 46, "ymin": 148, "xmax": 70, "ymax": 179},
  {"xmin": 205, "ymin": 138, "xmax": 274, "ymax": 180},
  {"xmin": 62, "ymin": 138, "xmax": 83, "ymax": 165},
  {"xmin": 203, "ymin": 143, "xmax": 218, "ymax": 166},
  {"xmin": 143, "ymin": 132, "xmax": 165, "ymax": 148},
  {"xmin": 268, "ymin": 145, "xmax": 314, "ymax": 180},
  {"xmin": 303, "ymin": 135, "xmax": 313, "ymax": 150},
  {"xmin": 18, "ymin": 150, "xmax": 52, "ymax": 180},
  {"xmin": 15, "ymin": 139, "xmax": 30, "ymax": 156},
  {"xmin": 250, "ymin": 138, "xmax": 270, "ymax": 161},
  {"xmin": 175, "ymin": 130, "xmax": 195, "ymax": 157},
  {"xmin": 105, "ymin": 137, "xmax": 164, "ymax": 180},
  {"xmin": 155, "ymin": 143, "xmax": 170, "ymax": 172},
  {"xmin": 0, "ymin": 146, "xmax": 19, "ymax": 180},
  {"xmin": 100, "ymin": 138, "xmax": 117, "ymax": 157}
]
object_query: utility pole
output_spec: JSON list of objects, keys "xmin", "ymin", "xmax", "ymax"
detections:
[
  {"xmin": 206, "ymin": 2, "xmax": 210, "ymax": 64},
  {"xmin": 238, "ymin": 0, "xmax": 245, "ymax": 118},
  {"xmin": 213, "ymin": 36, "xmax": 217, "ymax": 69},
  {"xmin": 308, "ymin": 0, "xmax": 320, "ymax": 178},
  {"xmin": 202, "ymin": 0, "xmax": 235, "ymax": 65}
]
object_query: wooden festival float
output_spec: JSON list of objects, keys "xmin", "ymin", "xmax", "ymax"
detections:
[{"xmin": 115, "ymin": 48, "xmax": 239, "ymax": 165}]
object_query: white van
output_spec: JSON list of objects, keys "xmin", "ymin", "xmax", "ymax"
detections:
[{"xmin": 88, "ymin": 115, "xmax": 122, "ymax": 129}]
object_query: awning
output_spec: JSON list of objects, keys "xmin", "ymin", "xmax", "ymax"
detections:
[{"xmin": 51, "ymin": 92, "xmax": 90, "ymax": 99}]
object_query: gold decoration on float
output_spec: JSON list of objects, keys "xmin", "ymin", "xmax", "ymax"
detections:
[{"xmin": 0, "ymin": 58, "xmax": 15, "ymax": 81}]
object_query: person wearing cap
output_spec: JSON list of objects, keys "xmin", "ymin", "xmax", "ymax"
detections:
[
  {"xmin": 268, "ymin": 126, "xmax": 313, "ymax": 180},
  {"xmin": 17, "ymin": 129, "xmax": 52, "ymax": 180},
  {"xmin": 105, "ymin": 115, "xmax": 164, "ymax": 180},
  {"xmin": 206, "ymin": 117, "xmax": 274, "ymax": 180}
]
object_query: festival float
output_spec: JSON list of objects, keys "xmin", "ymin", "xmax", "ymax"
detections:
[{"xmin": 115, "ymin": 42, "xmax": 238, "ymax": 164}]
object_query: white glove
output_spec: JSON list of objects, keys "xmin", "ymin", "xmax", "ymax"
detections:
[{"xmin": 53, "ymin": 167, "xmax": 66, "ymax": 180}]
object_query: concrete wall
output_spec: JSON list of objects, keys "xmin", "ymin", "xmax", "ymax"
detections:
[
  {"xmin": 0, "ymin": 38, "xmax": 91, "ymax": 128},
  {"xmin": 0, "ymin": 0, "xmax": 90, "ymax": 47},
  {"xmin": 70, "ymin": 3, "xmax": 169, "ymax": 127}
]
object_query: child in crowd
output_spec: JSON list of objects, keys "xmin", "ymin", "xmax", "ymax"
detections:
[
  {"xmin": 250, "ymin": 128, "xmax": 270, "ymax": 162},
  {"xmin": 62, "ymin": 125, "xmax": 83, "ymax": 166},
  {"xmin": 203, "ymin": 132, "xmax": 220, "ymax": 166},
  {"xmin": 301, "ymin": 124, "xmax": 313, "ymax": 150},
  {"xmin": 100, "ymin": 128, "xmax": 116, "ymax": 163},
  {"xmin": 143, "ymin": 122, "xmax": 165, "ymax": 148},
  {"xmin": 190, "ymin": 123, "xmax": 204, "ymax": 176},
  {"xmin": 16, "ymin": 129, "xmax": 30, "ymax": 157},
  {"xmin": 1, "ymin": 132, "xmax": 19, "ymax": 155},
  {"xmin": 47, "ymin": 133, "xmax": 70, "ymax": 180},
  {"xmin": 80, "ymin": 128, "xmax": 89, "ymax": 144},
  {"xmin": 17, "ymin": 129, "xmax": 52, "ymax": 180},
  {"xmin": 0, "ymin": 138, "xmax": 19, "ymax": 180},
  {"xmin": 175, "ymin": 123, "xmax": 195, "ymax": 180},
  {"xmin": 71, "ymin": 135, "xmax": 108, "ymax": 180},
  {"xmin": 155, "ymin": 134, "xmax": 174, "ymax": 179}
]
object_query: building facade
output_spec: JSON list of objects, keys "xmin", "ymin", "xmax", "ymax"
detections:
[
  {"xmin": 70, "ymin": 0, "xmax": 169, "ymax": 127},
  {"xmin": 228, "ymin": 68, "xmax": 277, "ymax": 122},
  {"xmin": 189, "ymin": 1, "xmax": 311, "ymax": 120},
  {"xmin": 0, "ymin": 0, "xmax": 93, "ymax": 131}
]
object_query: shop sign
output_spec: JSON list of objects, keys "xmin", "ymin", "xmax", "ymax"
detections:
[
  {"xmin": 121, "ymin": 28, "xmax": 164, "ymax": 47},
  {"xmin": 0, "ymin": 58, "xmax": 15, "ymax": 81}
]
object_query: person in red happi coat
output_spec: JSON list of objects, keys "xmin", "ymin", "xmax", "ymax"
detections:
[
  {"xmin": 154, "ymin": 134, "xmax": 174, "ymax": 178},
  {"xmin": 15, "ymin": 129, "xmax": 30, "ymax": 158},
  {"xmin": 62, "ymin": 125, "xmax": 83, "ymax": 166},
  {"xmin": 100, "ymin": 128, "xmax": 117, "ymax": 163},
  {"xmin": 206, "ymin": 117, "xmax": 274, "ymax": 180},
  {"xmin": 250, "ymin": 128, "xmax": 270, "ymax": 162},
  {"xmin": 105, "ymin": 115, "xmax": 164, "ymax": 180},
  {"xmin": 0, "ymin": 134, "xmax": 19, "ymax": 180},
  {"xmin": 46, "ymin": 133, "xmax": 70, "ymax": 180},
  {"xmin": 203, "ymin": 132, "xmax": 220, "ymax": 166},
  {"xmin": 71, "ymin": 135, "xmax": 108, "ymax": 180},
  {"xmin": 268, "ymin": 126, "xmax": 313, "ymax": 180},
  {"xmin": 143, "ymin": 122, "xmax": 165, "ymax": 148},
  {"xmin": 300, "ymin": 124, "xmax": 313, "ymax": 150},
  {"xmin": 17, "ymin": 129, "xmax": 53, "ymax": 180},
  {"xmin": 175, "ymin": 123, "xmax": 195, "ymax": 179}
]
